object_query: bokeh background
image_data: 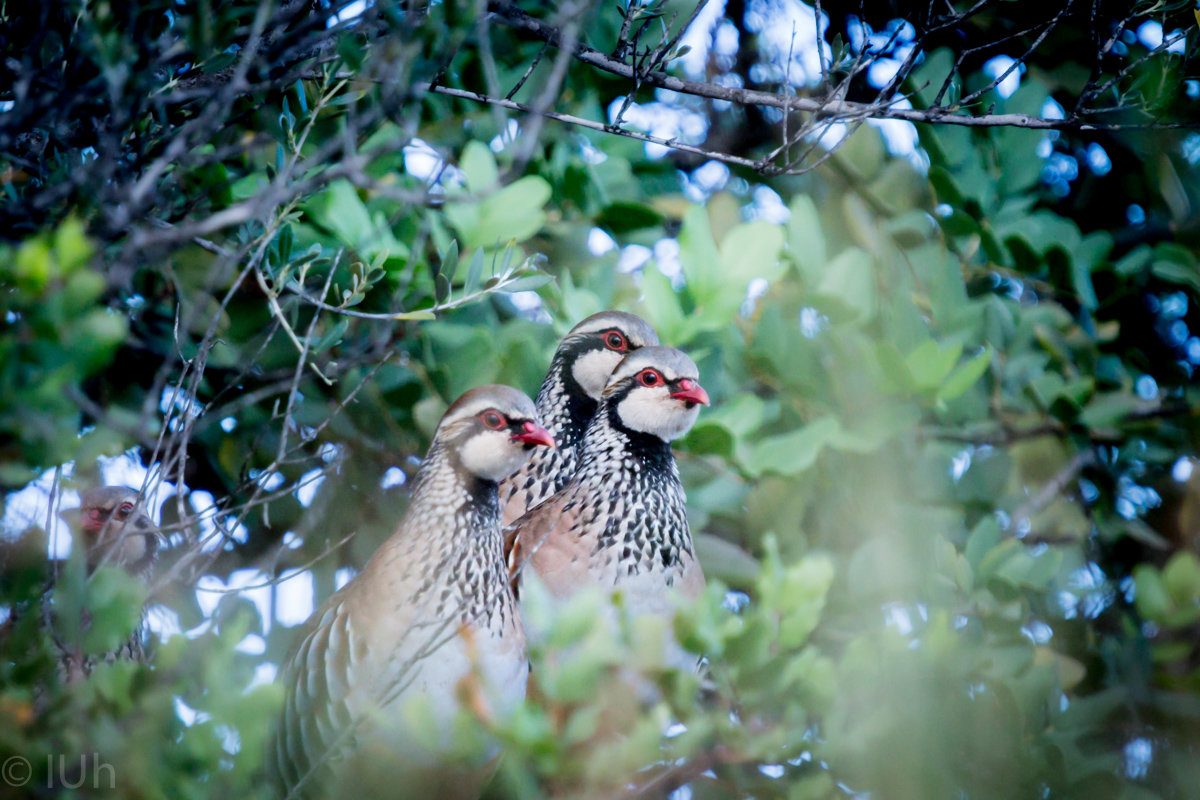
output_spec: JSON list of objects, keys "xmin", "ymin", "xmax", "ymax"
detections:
[{"xmin": 3, "ymin": 1, "xmax": 1200, "ymax": 798}]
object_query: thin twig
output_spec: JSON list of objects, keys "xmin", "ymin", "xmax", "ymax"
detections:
[
  {"xmin": 426, "ymin": 84, "xmax": 765, "ymax": 170},
  {"xmin": 486, "ymin": 0, "xmax": 1200, "ymax": 132}
]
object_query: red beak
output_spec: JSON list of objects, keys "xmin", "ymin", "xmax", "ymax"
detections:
[
  {"xmin": 670, "ymin": 378, "xmax": 710, "ymax": 407},
  {"xmin": 513, "ymin": 420, "xmax": 555, "ymax": 448},
  {"xmin": 79, "ymin": 508, "xmax": 105, "ymax": 533}
]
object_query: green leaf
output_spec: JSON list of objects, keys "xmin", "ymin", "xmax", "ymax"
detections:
[
  {"xmin": 1071, "ymin": 258, "xmax": 1100, "ymax": 311},
  {"xmin": 1152, "ymin": 255, "xmax": 1200, "ymax": 294},
  {"xmin": 595, "ymin": 202, "xmax": 663, "ymax": 233},
  {"xmin": 677, "ymin": 204, "xmax": 722, "ymax": 302},
  {"xmin": 685, "ymin": 421, "xmax": 734, "ymax": 456},
  {"xmin": 994, "ymin": 124, "xmax": 1045, "ymax": 196},
  {"xmin": 306, "ymin": 180, "xmax": 407, "ymax": 259},
  {"xmin": 937, "ymin": 348, "xmax": 992, "ymax": 403},
  {"xmin": 928, "ymin": 166, "xmax": 965, "ymax": 207},
  {"xmin": 81, "ymin": 567, "xmax": 148, "ymax": 656},
  {"xmin": 1079, "ymin": 392, "xmax": 1143, "ymax": 429},
  {"xmin": 1162, "ymin": 551, "xmax": 1200, "ymax": 604},
  {"xmin": 987, "ymin": 543, "xmax": 1064, "ymax": 590},
  {"xmin": 721, "ymin": 220, "xmax": 785, "ymax": 288},
  {"xmin": 965, "ymin": 517, "xmax": 1003, "ymax": 570},
  {"xmin": 940, "ymin": 210, "xmax": 980, "ymax": 238},
  {"xmin": 906, "ymin": 339, "xmax": 963, "ymax": 390},
  {"xmin": 501, "ymin": 273, "xmax": 553, "ymax": 293},
  {"xmin": 460, "ymin": 140, "xmax": 500, "ymax": 193},
  {"xmin": 742, "ymin": 417, "xmax": 840, "ymax": 477},
  {"xmin": 1133, "ymin": 564, "xmax": 1173, "ymax": 621},
  {"xmin": 704, "ymin": 393, "xmax": 768, "ymax": 438},
  {"xmin": 640, "ymin": 265, "xmax": 686, "ymax": 343},
  {"xmin": 786, "ymin": 196, "xmax": 826, "ymax": 280},
  {"xmin": 311, "ymin": 318, "xmax": 349, "ymax": 353},
  {"xmin": 337, "ymin": 33, "xmax": 365, "ymax": 69},
  {"xmin": 815, "ymin": 247, "xmax": 876, "ymax": 319},
  {"xmin": 911, "ymin": 48, "xmax": 955, "ymax": 109},
  {"xmin": 464, "ymin": 248, "xmax": 485, "ymax": 294},
  {"xmin": 53, "ymin": 215, "xmax": 93, "ymax": 272},
  {"xmin": 445, "ymin": 176, "xmax": 551, "ymax": 248},
  {"xmin": 13, "ymin": 236, "xmax": 53, "ymax": 291},
  {"xmin": 1115, "ymin": 244, "xmax": 1152, "ymax": 276},
  {"xmin": 757, "ymin": 546, "xmax": 835, "ymax": 649},
  {"xmin": 441, "ymin": 239, "xmax": 460, "ymax": 283}
]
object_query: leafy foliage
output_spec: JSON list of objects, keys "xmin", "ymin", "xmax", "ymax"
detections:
[{"xmin": 3, "ymin": 1, "xmax": 1200, "ymax": 799}]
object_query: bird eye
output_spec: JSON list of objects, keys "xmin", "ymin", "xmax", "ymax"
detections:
[
  {"xmin": 116, "ymin": 502, "xmax": 134, "ymax": 520},
  {"xmin": 603, "ymin": 330, "xmax": 628, "ymax": 351},
  {"xmin": 637, "ymin": 369, "xmax": 662, "ymax": 387},
  {"xmin": 480, "ymin": 410, "xmax": 506, "ymax": 430}
]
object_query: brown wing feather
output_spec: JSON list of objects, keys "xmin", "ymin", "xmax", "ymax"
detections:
[
  {"xmin": 505, "ymin": 492, "xmax": 569, "ymax": 588},
  {"xmin": 271, "ymin": 600, "xmax": 361, "ymax": 799},
  {"xmin": 676, "ymin": 553, "xmax": 707, "ymax": 602},
  {"xmin": 504, "ymin": 491, "xmax": 579, "ymax": 597},
  {"xmin": 500, "ymin": 486, "xmax": 532, "ymax": 530},
  {"xmin": 272, "ymin": 531, "xmax": 439, "ymax": 797},
  {"xmin": 502, "ymin": 524, "xmax": 521, "ymax": 596},
  {"xmin": 508, "ymin": 491, "xmax": 599, "ymax": 600}
]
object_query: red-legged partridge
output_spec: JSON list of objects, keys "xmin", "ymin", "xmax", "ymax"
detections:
[
  {"xmin": 269, "ymin": 385, "xmax": 554, "ymax": 800},
  {"xmin": 498, "ymin": 311, "xmax": 658, "ymax": 527},
  {"xmin": 507, "ymin": 347, "xmax": 709, "ymax": 671},
  {"xmin": 57, "ymin": 486, "xmax": 163, "ymax": 680}
]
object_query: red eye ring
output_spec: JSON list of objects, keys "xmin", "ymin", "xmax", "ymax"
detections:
[
  {"xmin": 116, "ymin": 502, "xmax": 134, "ymax": 520},
  {"xmin": 480, "ymin": 410, "xmax": 506, "ymax": 430},
  {"xmin": 602, "ymin": 330, "xmax": 628, "ymax": 351},
  {"xmin": 637, "ymin": 369, "xmax": 662, "ymax": 387}
]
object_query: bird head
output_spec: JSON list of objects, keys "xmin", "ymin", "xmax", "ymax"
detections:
[
  {"xmin": 603, "ymin": 346, "xmax": 710, "ymax": 442},
  {"xmin": 75, "ymin": 486, "xmax": 164, "ymax": 573},
  {"xmin": 558, "ymin": 311, "xmax": 660, "ymax": 400},
  {"xmin": 436, "ymin": 385, "xmax": 556, "ymax": 482}
]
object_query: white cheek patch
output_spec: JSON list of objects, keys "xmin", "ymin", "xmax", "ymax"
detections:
[
  {"xmin": 120, "ymin": 534, "xmax": 148, "ymax": 564},
  {"xmin": 572, "ymin": 349, "xmax": 624, "ymax": 399},
  {"xmin": 458, "ymin": 431, "xmax": 533, "ymax": 482},
  {"xmin": 616, "ymin": 389, "xmax": 701, "ymax": 441}
]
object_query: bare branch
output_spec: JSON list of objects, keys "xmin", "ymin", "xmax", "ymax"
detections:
[
  {"xmin": 426, "ymin": 83, "xmax": 766, "ymax": 169},
  {"xmin": 486, "ymin": 1, "xmax": 1200, "ymax": 133}
]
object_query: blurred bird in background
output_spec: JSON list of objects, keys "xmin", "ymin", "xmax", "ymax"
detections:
[
  {"xmin": 58, "ymin": 486, "xmax": 164, "ymax": 680},
  {"xmin": 0, "ymin": 485, "xmax": 164, "ymax": 685},
  {"xmin": 74, "ymin": 486, "xmax": 163, "ymax": 578}
]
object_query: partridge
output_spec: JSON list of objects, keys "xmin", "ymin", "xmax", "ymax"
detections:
[
  {"xmin": 269, "ymin": 385, "xmax": 554, "ymax": 800},
  {"xmin": 0, "ymin": 489, "xmax": 166, "ymax": 681},
  {"xmin": 58, "ymin": 486, "xmax": 164, "ymax": 679},
  {"xmin": 76, "ymin": 486, "xmax": 163, "ymax": 578},
  {"xmin": 499, "ymin": 310, "xmax": 658, "ymax": 527},
  {"xmin": 507, "ymin": 346, "xmax": 709, "ymax": 669}
]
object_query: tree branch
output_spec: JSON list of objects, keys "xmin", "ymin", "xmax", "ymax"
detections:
[
  {"xmin": 485, "ymin": 0, "xmax": 1200, "ymax": 132},
  {"xmin": 425, "ymin": 84, "xmax": 767, "ymax": 170}
]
